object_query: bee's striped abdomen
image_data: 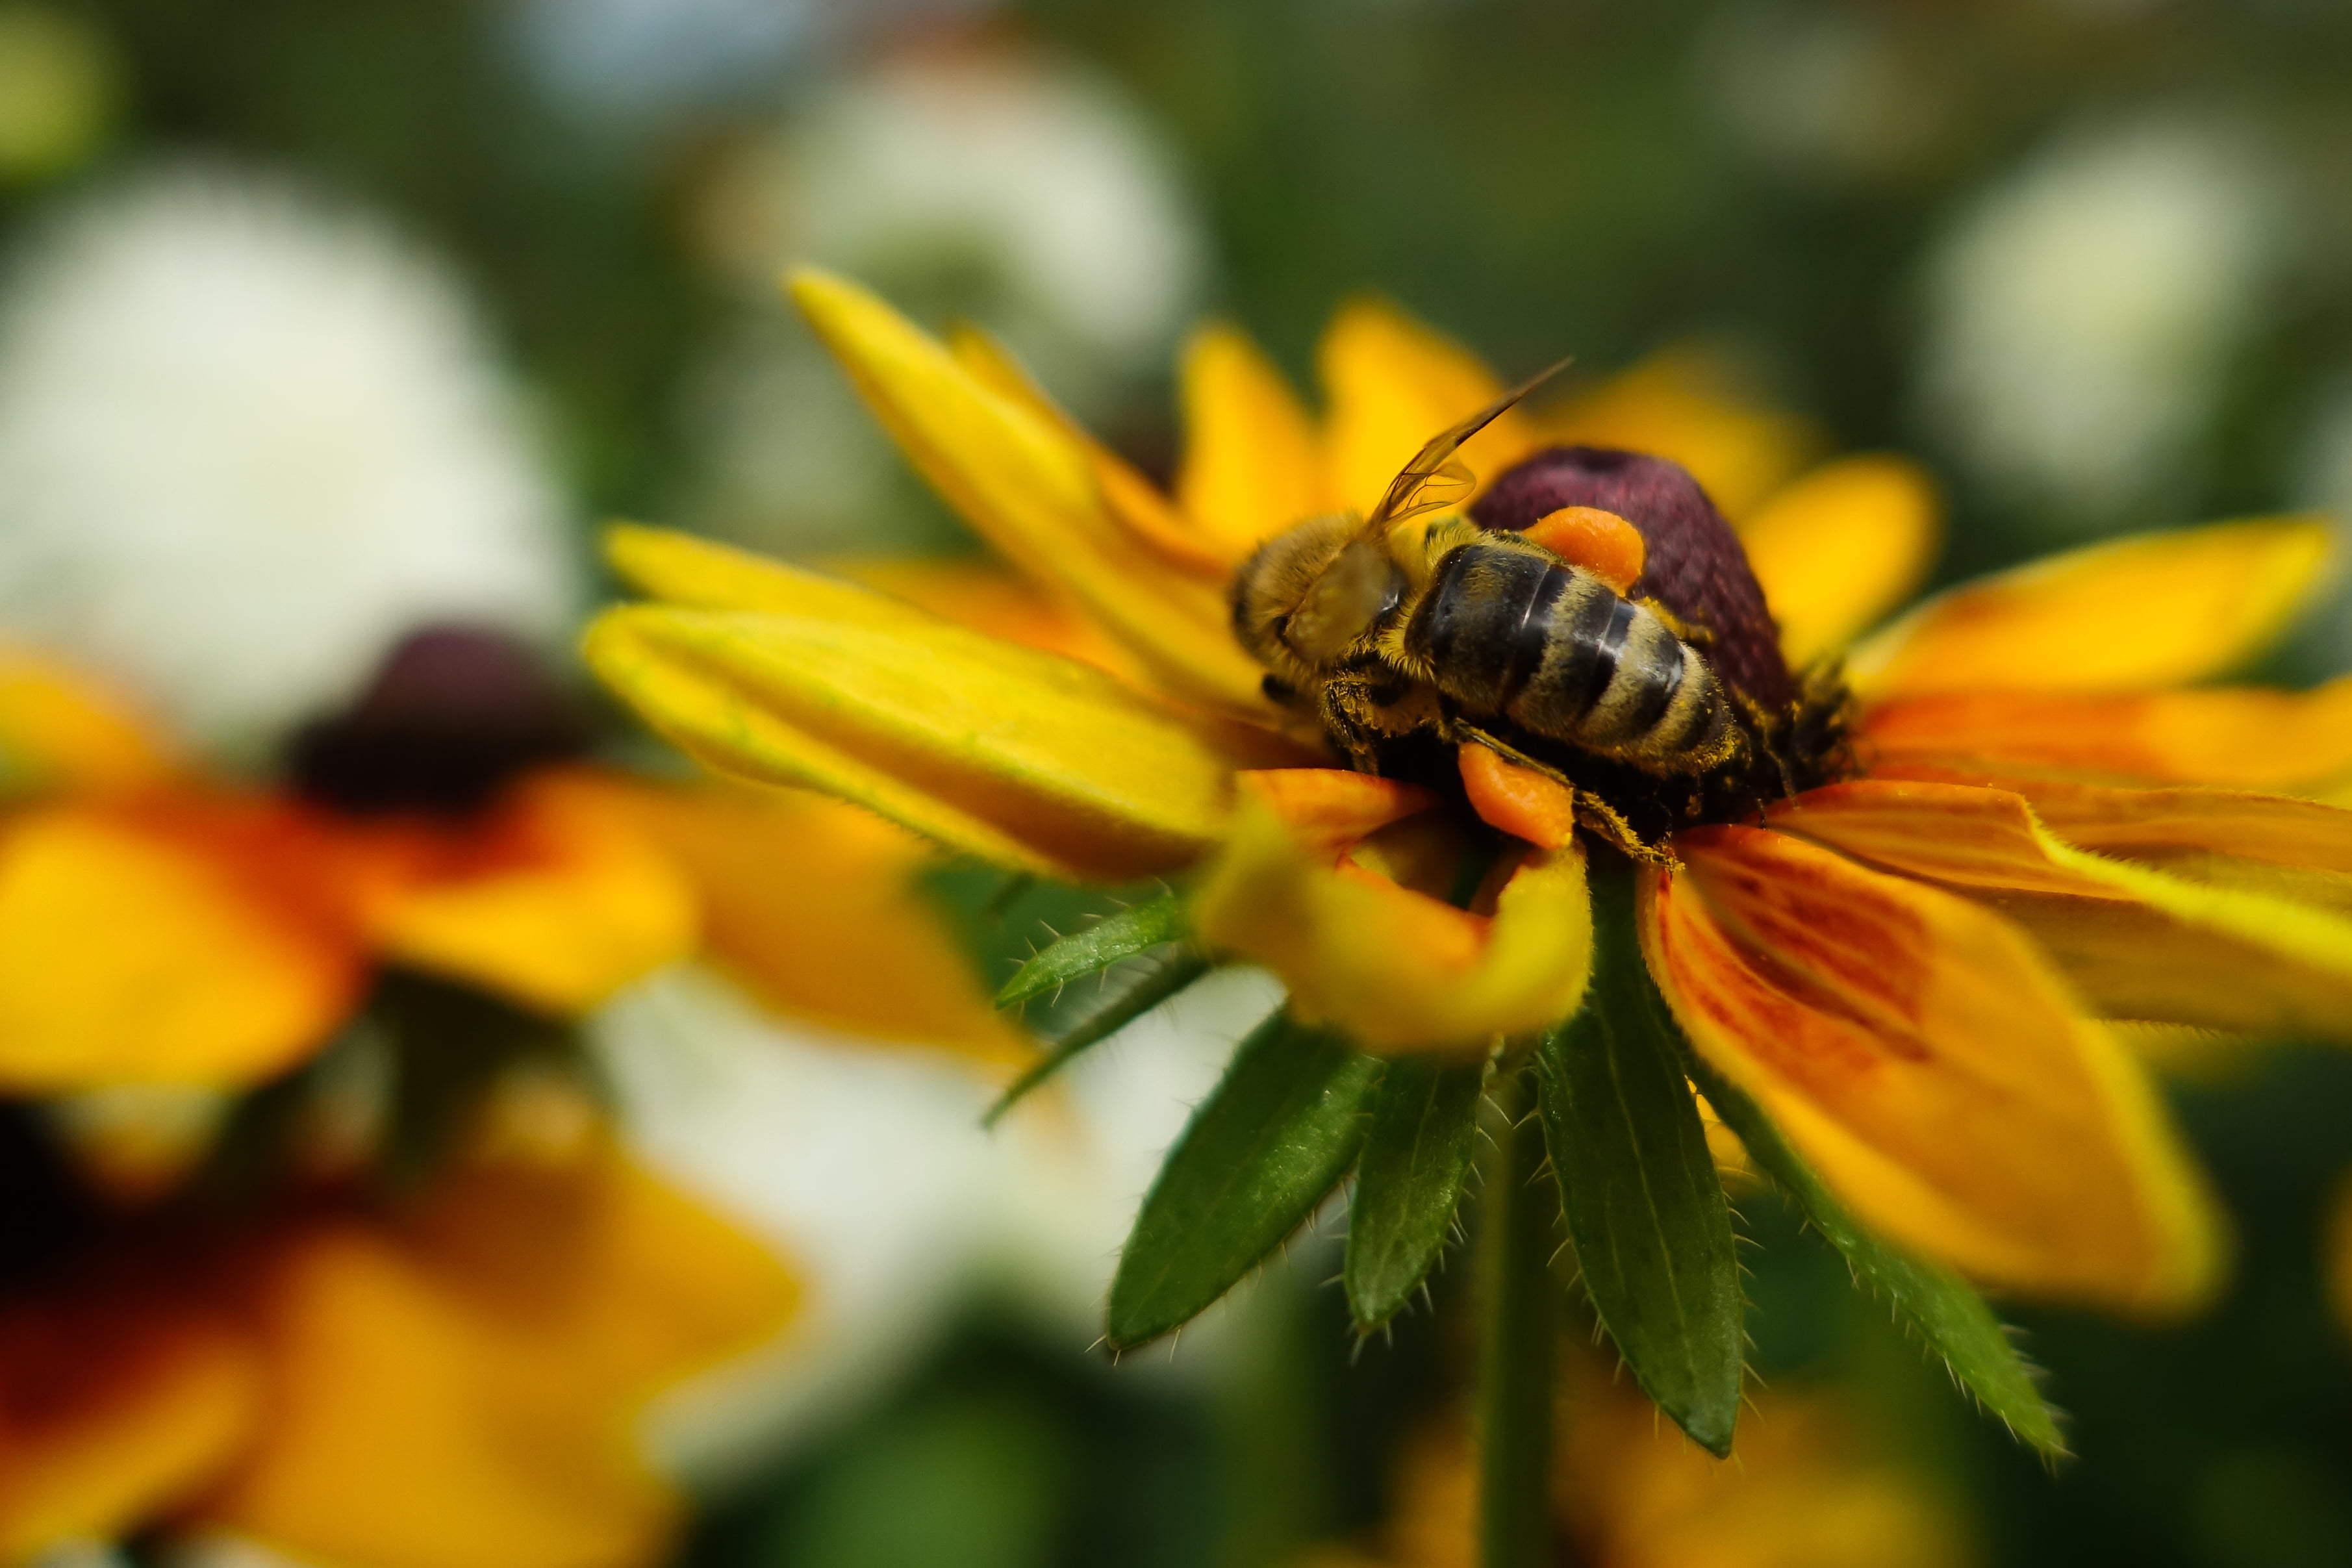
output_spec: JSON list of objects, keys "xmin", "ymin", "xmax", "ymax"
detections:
[{"xmin": 1406, "ymin": 541, "xmax": 1733, "ymax": 775}]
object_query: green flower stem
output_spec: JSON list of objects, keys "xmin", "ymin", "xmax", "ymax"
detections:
[{"xmin": 1475, "ymin": 1061, "xmax": 1557, "ymax": 1568}]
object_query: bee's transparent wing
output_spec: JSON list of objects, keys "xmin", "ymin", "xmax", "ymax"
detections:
[{"xmin": 1361, "ymin": 355, "xmax": 1574, "ymax": 534}]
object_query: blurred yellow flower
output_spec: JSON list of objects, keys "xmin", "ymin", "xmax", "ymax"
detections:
[
  {"xmin": 0, "ymin": 631, "xmax": 1021, "ymax": 1100},
  {"xmin": 589, "ymin": 268, "xmax": 2352, "ymax": 1319},
  {"xmin": 0, "ymin": 1130, "xmax": 796, "ymax": 1568},
  {"xmin": 1303, "ymin": 1363, "xmax": 1973, "ymax": 1568}
]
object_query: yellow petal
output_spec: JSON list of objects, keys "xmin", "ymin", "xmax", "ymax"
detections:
[
  {"xmin": 339, "ymin": 774, "xmax": 701, "ymax": 1017},
  {"xmin": 200, "ymin": 1149, "xmax": 796, "ymax": 1568},
  {"xmin": 0, "ymin": 802, "xmax": 362, "ymax": 1091},
  {"xmin": 574, "ymin": 778, "xmax": 1030, "ymax": 1062},
  {"xmin": 1544, "ymin": 347, "xmax": 1824, "ymax": 519},
  {"xmin": 789, "ymin": 269, "xmax": 1265, "ymax": 712},
  {"xmin": 833, "ymin": 557, "xmax": 1141, "ymax": 675},
  {"xmin": 946, "ymin": 324, "xmax": 1232, "ymax": 579},
  {"xmin": 1193, "ymin": 790, "xmax": 1592, "ymax": 1051},
  {"xmin": 1176, "ymin": 321, "xmax": 1330, "ymax": 560},
  {"xmin": 1317, "ymin": 296, "xmax": 1540, "ymax": 519},
  {"xmin": 1864, "ymin": 679, "xmax": 2352, "ymax": 793},
  {"xmin": 1645, "ymin": 825, "xmax": 2221, "ymax": 1313},
  {"xmin": 1849, "ymin": 516, "xmax": 2338, "ymax": 699},
  {"xmin": 0, "ymin": 1293, "xmax": 264, "ymax": 1561},
  {"xmin": 1736, "ymin": 455, "xmax": 1941, "ymax": 666},
  {"xmin": 607, "ymin": 524, "xmax": 945, "ymax": 627},
  {"xmin": 587, "ymin": 603, "xmax": 1234, "ymax": 882},
  {"xmin": 1776, "ymin": 776, "xmax": 2352, "ymax": 1044},
  {"xmin": 0, "ymin": 644, "xmax": 176, "ymax": 795}
]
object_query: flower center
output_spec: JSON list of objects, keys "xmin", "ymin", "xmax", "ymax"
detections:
[{"xmin": 288, "ymin": 628, "xmax": 588, "ymax": 817}]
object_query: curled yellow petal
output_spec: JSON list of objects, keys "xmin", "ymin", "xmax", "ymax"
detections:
[
  {"xmin": 789, "ymin": 268, "xmax": 1265, "ymax": 712},
  {"xmin": 0, "ymin": 1292, "xmax": 264, "ymax": 1562},
  {"xmin": 1545, "ymin": 347, "xmax": 1823, "ymax": 519},
  {"xmin": 1864, "ymin": 679, "xmax": 2352, "ymax": 794},
  {"xmin": 575, "ymin": 778, "xmax": 1029, "ymax": 1063},
  {"xmin": 340, "ymin": 774, "xmax": 702, "ymax": 1017},
  {"xmin": 587, "ymin": 603, "xmax": 1234, "ymax": 882},
  {"xmin": 947, "ymin": 324, "xmax": 1230, "ymax": 580},
  {"xmin": 1318, "ymin": 296, "xmax": 1539, "ymax": 518},
  {"xmin": 1193, "ymin": 791, "xmax": 1592, "ymax": 1052},
  {"xmin": 1849, "ymin": 516, "xmax": 2338, "ymax": 699},
  {"xmin": 199, "ymin": 1150, "xmax": 796, "ymax": 1568},
  {"xmin": 0, "ymin": 803, "xmax": 362, "ymax": 1091},
  {"xmin": 1736, "ymin": 455, "xmax": 1941, "ymax": 666},
  {"xmin": 1645, "ymin": 825, "xmax": 2221, "ymax": 1315},
  {"xmin": 607, "ymin": 524, "xmax": 944, "ymax": 628},
  {"xmin": 1177, "ymin": 322, "xmax": 1330, "ymax": 561}
]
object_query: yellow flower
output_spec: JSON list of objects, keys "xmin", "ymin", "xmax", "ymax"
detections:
[
  {"xmin": 0, "ymin": 1130, "xmax": 795, "ymax": 1568},
  {"xmin": 1303, "ymin": 1360, "xmax": 1975, "ymax": 1568},
  {"xmin": 588, "ymin": 268, "xmax": 2352, "ymax": 1319},
  {"xmin": 0, "ymin": 631, "xmax": 1021, "ymax": 1099}
]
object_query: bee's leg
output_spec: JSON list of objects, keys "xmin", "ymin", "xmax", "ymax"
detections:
[
  {"xmin": 1316, "ymin": 675, "xmax": 1389, "ymax": 772},
  {"xmin": 1443, "ymin": 719, "xmax": 1676, "ymax": 866}
]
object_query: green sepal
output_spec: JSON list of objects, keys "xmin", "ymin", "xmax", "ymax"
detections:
[
  {"xmin": 1537, "ymin": 865, "xmax": 1743, "ymax": 1458},
  {"xmin": 983, "ymin": 947, "xmax": 1214, "ymax": 1128},
  {"xmin": 1106, "ymin": 1011, "xmax": 1382, "ymax": 1349},
  {"xmin": 1680, "ymin": 1049, "xmax": 2069, "ymax": 1461},
  {"xmin": 994, "ymin": 891, "xmax": 1193, "ymax": 1007},
  {"xmin": 1345, "ymin": 1054, "xmax": 1486, "ymax": 1330}
]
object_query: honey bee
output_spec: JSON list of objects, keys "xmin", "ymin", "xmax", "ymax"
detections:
[{"xmin": 1232, "ymin": 370, "xmax": 1778, "ymax": 850}]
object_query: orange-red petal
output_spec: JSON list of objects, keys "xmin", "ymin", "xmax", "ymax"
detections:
[
  {"xmin": 1864, "ymin": 680, "xmax": 2352, "ymax": 794},
  {"xmin": 198, "ymin": 1149, "xmax": 796, "ymax": 1568},
  {"xmin": 336, "ymin": 773, "xmax": 701, "ymax": 1017},
  {"xmin": 1458, "ymin": 745, "xmax": 1579, "ymax": 850},
  {"xmin": 0, "ymin": 1284, "xmax": 264, "ymax": 1561},
  {"xmin": 1643, "ymin": 824, "xmax": 2221, "ymax": 1313},
  {"xmin": 1774, "ymin": 776, "xmax": 2352, "ymax": 1043}
]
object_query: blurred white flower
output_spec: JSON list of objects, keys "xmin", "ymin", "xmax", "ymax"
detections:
[
  {"xmin": 505, "ymin": 0, "xmax": 994, "ymax": 125},
  {"xmin": 594, "ymin": 961, "xmax": 1281, "ymax": 1486},
  {"xmin": 0, "ymin": 164, "xmax": 577, "ymax": 757},
  {"xmin": 1916, "ymin": 116, "xmax": 2286, "ymax": 529},
  {"xmin": 678, "ymin": 45, "xmax": 1208, "ymax": 555}
]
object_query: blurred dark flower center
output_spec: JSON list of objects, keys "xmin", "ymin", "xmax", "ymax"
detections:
[{"xmin": 288, "ymin": 627, "xmax": 589, "ymax": 816}]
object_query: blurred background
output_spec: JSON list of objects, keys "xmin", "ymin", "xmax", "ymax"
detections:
[{"xmin": 3, "ymin": 2, "xmax": 2352, "ymax": 1566}]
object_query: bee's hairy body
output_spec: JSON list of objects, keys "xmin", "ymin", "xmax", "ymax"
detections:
[{"xmin": 1234, "ymin": 512, "xmax": 1749, "ymax": 796}]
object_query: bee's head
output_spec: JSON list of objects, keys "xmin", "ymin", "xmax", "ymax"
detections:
[{"xmin": 1231, "ymin": 513, "xmax": 1404, "ymax": 685}]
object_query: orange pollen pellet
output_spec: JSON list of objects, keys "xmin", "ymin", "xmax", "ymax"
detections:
[
  {"xmin": 1522, "ymin": 505, "xmax": 1645, "ymax": 592},
  {"xmin": 1458, "ymin": 744, "xmax": 1580, "ymax": 850}
]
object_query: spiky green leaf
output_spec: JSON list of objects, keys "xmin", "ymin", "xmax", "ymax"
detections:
[
  {"xmin": 983, "ymin": 947, "xmax": 1213, "ymax": 1127},
  {"xmin": 1107, "ymin": 1011, "xmax": 1381, "ymax": 1348},
  {"xmin": 1345, "ymin": 1054, "xmax": 1486, "ymax": 1329},
  {"xmin": 1680, "ymin": 1048, "xmax": 2068, "ymax": 1460},
  {"xmin": 994, "ymin": 892, "xmax": 1192, "ymax": 1007},
  {"xmin": 1538, "ymin": 866, "xmax": 1743, "ymax": 1457}
]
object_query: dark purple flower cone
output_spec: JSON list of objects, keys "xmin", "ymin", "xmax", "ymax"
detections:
[{"xmin": 288, "ymin": 627, "xmax": 589, "ymax": 816}]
